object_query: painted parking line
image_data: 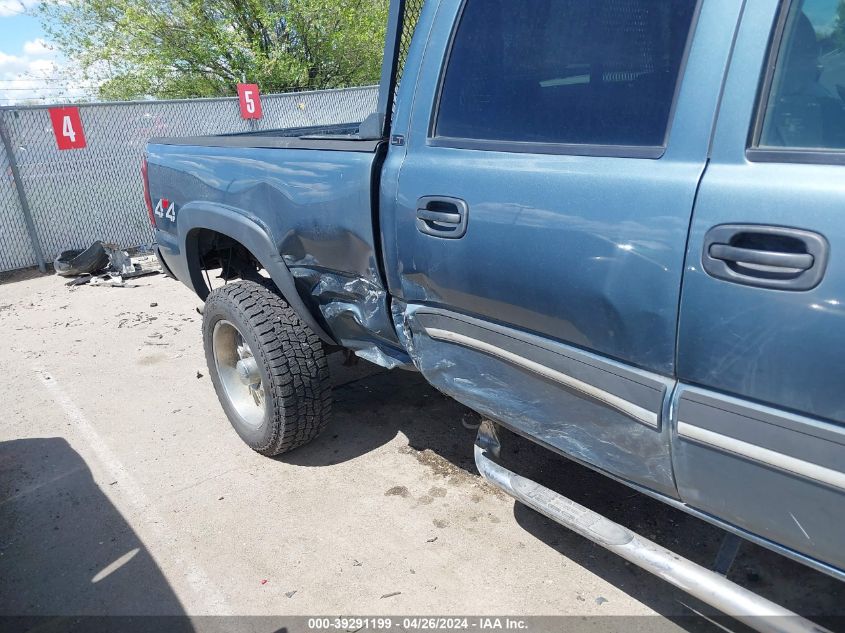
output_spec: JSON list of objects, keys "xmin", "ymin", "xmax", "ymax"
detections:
[{"xmin": 34, "ymin": 366, "xmax": 231, "ymax": 615}]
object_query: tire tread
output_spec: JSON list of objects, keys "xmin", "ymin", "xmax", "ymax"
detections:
[{"xmin": 203, "ymin": 280, "xmax": 331, "ymax": 456}]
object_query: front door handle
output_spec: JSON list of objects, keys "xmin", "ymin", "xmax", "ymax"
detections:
[
  {"xmin": 702, "ymin": 224, "xmax": 828, "ymax": 291},
  {"xmin": 417, "ymin": 208, "xmax": 462, "ymax": 225},
  {"xmin": 416, "ymin": 196, "xmax": 468, "ymax": 238}
]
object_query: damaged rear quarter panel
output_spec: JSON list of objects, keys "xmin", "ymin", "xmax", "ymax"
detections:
[{"xmin": 147, "ymin": 143, "xmax": 410, "ymax": 367}]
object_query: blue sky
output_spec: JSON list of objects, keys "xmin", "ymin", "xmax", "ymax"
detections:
[
  {"xmin": 0, "ymin": 13, "xmax": 44, "ymax": 51},
  {"xmin": 0, "ymin": 1, "xmax": 88, "ymax": 105}
]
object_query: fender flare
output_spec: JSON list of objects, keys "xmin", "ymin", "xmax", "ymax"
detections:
[{"xmin": 177, "ymin": 202, "xmax": 336, "ymax": 345}]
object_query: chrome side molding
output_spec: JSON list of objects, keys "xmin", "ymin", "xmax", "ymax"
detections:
[
  {"xmin": 424, "ymin": 327, "xmax": 659, "ymax": 428},
  {"xmin": 474, "ymin": 421, "xmax": 830, "ymax": 633},
  {"xmin": 678, "ymin": 421, "xmax": 845, "ymax": 493}
]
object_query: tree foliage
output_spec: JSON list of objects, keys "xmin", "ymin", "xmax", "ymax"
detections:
[{"xmin": 38, "ymin": 0, "xmax": 388, "ymax": 100}]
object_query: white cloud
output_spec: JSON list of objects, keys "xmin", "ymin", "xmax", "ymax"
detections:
[
  {"xmin": 0, "ymin": 51, "xmax": 28, "ymax": 75},
  {"xmin": 0, "ymin": 0, "xmax": 39, "ymax": 18},
  {"xmin": 22, "ymin": 38, "xmax": 53, "ymax": 57},
  {"xmin": 0, "ymin": 38, "xmax": 99, "ymax": 105}
]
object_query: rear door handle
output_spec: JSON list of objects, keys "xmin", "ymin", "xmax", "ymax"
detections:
[
  {"xmin": 708, "ymin": 244, "xmax": 814, "ymax": 271},
  {"xmin": 702, "ymin": 225, "xmax": 828, "ymax": 291},
  {"xmin": 416, "ymin": 196, "xmax": 468, "ymax": 238}
]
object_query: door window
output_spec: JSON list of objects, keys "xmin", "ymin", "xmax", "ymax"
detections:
[
  {"xmin": 434, "ymin": 0, "xmax": 698, "ymax": 149},
  {"xmin": 758, "ymin": 0, "xmax": 845, "ymax": 150}
]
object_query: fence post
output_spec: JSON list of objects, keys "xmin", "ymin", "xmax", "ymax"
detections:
[{"xmin": 0, "ymin": 112, "xmax": 46, "ymax": 273}]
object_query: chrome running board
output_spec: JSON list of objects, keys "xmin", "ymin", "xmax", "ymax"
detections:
[{"xmin": 473, "ymin": 421, "xmax": 829, "ymax": 633}]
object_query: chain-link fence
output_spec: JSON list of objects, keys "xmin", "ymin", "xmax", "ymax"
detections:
[
  {"xmin": 0, "ymin": 129, "xmax": 39, "ymax": 272},
  {"xmin": 0, "ymin": 85, "xmax": 378, "ymax": 273},
  {"xmin": 392, "ymin": 0, "xmax": 426, "ymax": 115}
]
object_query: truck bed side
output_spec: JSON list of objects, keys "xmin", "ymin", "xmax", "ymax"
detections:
[{"xmin": 147, "ymin": 138, "xmax": 410, "ymax": 368}]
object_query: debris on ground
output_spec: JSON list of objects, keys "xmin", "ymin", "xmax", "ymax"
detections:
[
  {"xmin": 380, "ymin": 591, "xmax": 401, "ymax": 599},
  {"xmin": 89, "ymin": 275, "xmax": 128, "ymax": 288},
  {"xmin": 54, "ymin": 241, "xmax": 110, "ymax": 277},
  {"xmin": 59, "ymin": 242, "xmax": 162, "ymax": 290},
  {"xmin": 285, "ymin": 590, "xmax": 297, "ymax": 598},
  {"xmin": 595, "ymin": 596, "xmax": 608, "ymax": 605},
  {"xmin": 120, "ymin": 253, "xmax": 162, "ymax": 280},
  {"xmin": 150, "ymin": 302, "xmax": 158, "ymax": 307},
  {"xmin": 65, "ymin": 275, "xmax": 92, "ymax": 288},
  {"xmin": 260, "ymin": 579, "xmax": 268, "ymax": 585},
  {"xmin": 426, "ymin": 536, "xmax": 438, "ymax": 543},
  {"xmin": 106, "ymin": 246, "xmax": 135, "ymax": 276},
  {"xmin": 196, "ymin": 370, "xmax": 204, "ymax": 379}
]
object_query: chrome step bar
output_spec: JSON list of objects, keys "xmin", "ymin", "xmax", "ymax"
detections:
[{"xmin": 473, "ymin": 421, "xmax": 829, "ymax": 633}]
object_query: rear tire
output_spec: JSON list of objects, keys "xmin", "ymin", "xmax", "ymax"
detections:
[{"xmin": 202, "ymin": 280, "xmax": 331, "ymax": 456}]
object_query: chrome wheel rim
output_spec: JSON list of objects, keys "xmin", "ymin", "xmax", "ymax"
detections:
[{"xmin": 212, "ymin": 319, "xmax": 266, "ymax": 428}]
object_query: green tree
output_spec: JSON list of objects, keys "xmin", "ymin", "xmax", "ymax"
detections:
[{"xmin": 38, "ymin": 0, "xmax": 388, "ymax": 100}]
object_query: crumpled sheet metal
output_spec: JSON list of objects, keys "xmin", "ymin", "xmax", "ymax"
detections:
[
  {"xmin": 399, "ymin": 305, "xmax": 677, "ymax": 497},
  {"xmin": 290, "ymin": 266, "xmax": 413, "ymax": 370},
  {"xmin": 281, "ymin": 230, "xmax": 378, "ymax": 288}
]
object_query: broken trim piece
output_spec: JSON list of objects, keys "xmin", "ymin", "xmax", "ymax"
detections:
[
  {"xmin": 678, "ymin": 421, "xmax": 845, "ymax": 493},
  {"xmin": 424, "ymin": 327, "xmax": 659, "ymax": 428}
]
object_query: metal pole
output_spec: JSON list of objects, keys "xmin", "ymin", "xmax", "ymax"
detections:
[
  {"xmin": 376, "ymin": 0, "xmax": 407, "ymax": 136},
  {"xmin": 0, "ymin": 113, "xmax": 46, "ymax": 273}
]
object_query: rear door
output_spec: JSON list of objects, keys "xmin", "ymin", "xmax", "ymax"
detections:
[
  {"xmin": 675, "ymin": 0, "xmax": 845, "ymax": 574},
  {"xmin": 383, "ymin": 0, "xmax": 743, "ymax": 496}
]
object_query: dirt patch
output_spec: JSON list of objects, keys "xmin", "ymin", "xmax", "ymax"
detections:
[
  {"xmin": 384, "ymin": 485, "xmax": 409, "ymax": 498},
  {"xmin": 138, "ymin": 353, "xmax": 169, "ymax": 366},
  {"xmin": 400, "ymin": 446, "xmax": 468, "ymax": 481},
  {"xmin": 399, "ymin": 445, "xmax": 506, "ymax": 499}
]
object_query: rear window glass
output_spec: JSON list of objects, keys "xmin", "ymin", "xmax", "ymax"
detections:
[
  {"xmin": 758, "ymin": 0, "xmax": 845, "ymax": 151},
  {"xmin": 434, "ymin": 0, "xmax": 698, "ymax": 148}
]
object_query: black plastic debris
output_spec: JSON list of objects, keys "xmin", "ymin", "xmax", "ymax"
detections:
[
  {"xmin": 64, "ymin": 275, "xmax": 92, "ymax": 287},
  {"xmin": 53, "ymin": 241, "xmax": 110, "ymax": 277}
]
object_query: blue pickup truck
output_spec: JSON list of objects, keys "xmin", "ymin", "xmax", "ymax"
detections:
[{"xmin": 144, "ymin": 0, "xmax": 845, "ymax": 627}]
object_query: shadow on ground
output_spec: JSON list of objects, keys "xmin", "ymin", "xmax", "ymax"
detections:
[
  {"xmin": 0, "ymin": 437, "xmax": 192, "ymax": 628},
  {"xmin": 285, "ymin": 358, "xmax": 845, "ymax": 630},
  {"xmin": 0, "ymin": 267, "xmax": 49, "ymax": 286}
]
